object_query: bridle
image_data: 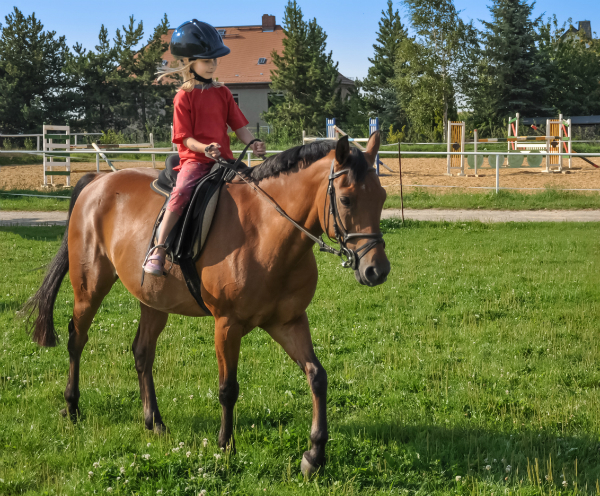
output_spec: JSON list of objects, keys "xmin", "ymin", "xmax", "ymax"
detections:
[
  {"xmin": 219, "ymin": 141, "xmax": 385, "ymax": 271},
  {"xmin": 323, "ymin": 159, "xmax": 385, "ymax": 270}
]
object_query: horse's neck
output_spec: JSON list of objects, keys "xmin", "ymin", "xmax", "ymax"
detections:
[{"xmin": 247, "ymin": 159, "xmax": 329, "ymax": 248}]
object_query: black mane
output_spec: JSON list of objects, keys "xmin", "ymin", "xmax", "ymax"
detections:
[{"xmin": 243, "ymin": 140, "xmax": 370, "ymax": 183}]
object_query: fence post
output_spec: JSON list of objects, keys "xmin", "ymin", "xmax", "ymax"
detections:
[
  {"xmin": 369, "ymin": 117, "xmax": 380, "ymax": 176},
  {"xmin": 247, "ymin": 151, "xmax": 252, "ymax": 167},
  {"xmin": 326, "ymin": 118, "xmax": 336, "ymax": 139},
  {"xmin": 496, "ymin": 154, "xmax": 500, "ymax": 193},
  {"xmin": 37, "ymin": 135, "xmax": 40, "ymax": 151},
  {"xmin": 150, "ymin": 132, "xmax": 155, "ymax": 168},
  {"xmin": 474, "ymin": 129, "xmax": 478, "ymax": 176}
]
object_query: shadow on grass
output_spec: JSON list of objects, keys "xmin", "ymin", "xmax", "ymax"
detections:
[{"xmin": 0, "ymin": 225, "xmax": 65, "ymax": 240}]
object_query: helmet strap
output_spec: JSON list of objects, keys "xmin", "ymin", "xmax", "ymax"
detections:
[{"xmin": 189, "ymin": 67, "xmax": 213, "ymax": 85}]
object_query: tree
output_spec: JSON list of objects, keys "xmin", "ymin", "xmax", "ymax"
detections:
[
  {"xmin": 467, "ymin": 0, "xmax": 548, "ymax": 134},
  {"xmin": 264, "ymin": 1, "xmax": 342, "ymax": 136},
  {"xmin": 0, "ymin": 8, "xmax": 73, "ymax": 133},
  {"xmin": 394, "ymin": 0, "xmax": 473, "ymax": 141},
  {"xmin": 398, "ymin": 0, "xmax": 474, "ymax": 140},
  {"xmin": 538, "ymin": 16, "xmax": 600, "ymax": 116},
  {"xmin": 65, "ymin": 25, "xmax": 122, "ymax": 131},
  {"xmin": 114, "ymin": 14, "xmax": 172, "ymax": 133},
  {"xmin": 362, "ymin": 0, "xmax": 408, "ymax": 132}
]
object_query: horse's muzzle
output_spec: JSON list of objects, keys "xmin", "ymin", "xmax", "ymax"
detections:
[{"xmin": 355, "ymin": 260, "xmax": 390, "ymax": 287}]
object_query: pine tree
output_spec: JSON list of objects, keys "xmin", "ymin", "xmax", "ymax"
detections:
[
  {"xmin": 468, "ymin": 0, "xmax": 548, "ymax": 133},
  {"xmin": 264, "ymin": 1, "xmax": 342, "ymax": 136},
  {"xmin": 0, "ymin": 8, "xmax": 73, "ymax": 133},
  {"xmin": 362, "ymin": 0, "xmax": 407, "ymax": 132}
]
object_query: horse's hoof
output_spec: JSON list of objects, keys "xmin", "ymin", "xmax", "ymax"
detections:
[
  {"xmin": 60, "ymin": 407, "xmax": 79, "ymax": 421},
  {"xmin": 60, "ymin": 408, "xmax": 68, "ymax": 418},
  {"xmin": 301, "ymin": 453, "xmax": 318, "ymax": 477},
  {"xmin": 153, "ymin": 423, "xmax": 169, "ymax": 435}
]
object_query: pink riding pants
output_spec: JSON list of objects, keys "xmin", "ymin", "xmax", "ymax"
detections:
[{"xmin": 166, "ymin": 161, "xmax": 214, "ymax": 216}]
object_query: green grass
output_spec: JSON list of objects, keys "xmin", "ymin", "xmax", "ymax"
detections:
[
  {"xmin": 384, "ymin": 189, "xmax": 600, "ymax": 210},
  {"xmin": 4, "ymin": 188, "xmax": 600, "ymax": 213},
  {"xmin": 1, "ymin": 221, "xmax": 600, "ymax": 494}
]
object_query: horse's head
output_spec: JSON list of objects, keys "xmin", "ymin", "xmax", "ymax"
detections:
[{"xmin": 323, "ymin": 133, "xmax": 390, "ymax": 287}]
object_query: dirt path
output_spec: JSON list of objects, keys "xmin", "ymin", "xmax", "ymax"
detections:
[{"xmin": 3, "ymin": 209, "xmax": 600, "ymax": 227}]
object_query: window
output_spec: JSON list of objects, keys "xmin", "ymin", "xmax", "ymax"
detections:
[
  {"xmin": 161, "ymin": 60, "xmax": 169, "ymax": 66},
  {"xmin": 217, "ymin": 29, "xmax": 226, "ymax": 36},
  {"xmin": 258, "ymin": 57, "xmax": 267, "ymax": 65},
  {"xmin": 232, "ymin": 94, "xmax": 239, "ymax": 106}
]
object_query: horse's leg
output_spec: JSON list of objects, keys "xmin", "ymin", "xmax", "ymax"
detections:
[
  {"xmin": 265, "ymin": 313, "xmax": 327, "ymax": 476},
  {"xmin": 214, "ymin": 317, "xmax": 244, "ymax": 451},
  {"xmin": 131, "ymin": 303, "xmax": 169, "ymax": 433},
  {"xmin": 63, "ymin": 258, "xmax": 116, "ymax": 419}
]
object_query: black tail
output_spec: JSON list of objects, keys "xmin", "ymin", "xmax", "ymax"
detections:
[{"xmin": 22, "ymin": 173, "xmax": 98, "ymax": 347}]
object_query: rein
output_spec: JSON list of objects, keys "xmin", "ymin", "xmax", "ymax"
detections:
[{"xmin": 218, "ymin": 140, "xmax": 384, "ymax": 270}]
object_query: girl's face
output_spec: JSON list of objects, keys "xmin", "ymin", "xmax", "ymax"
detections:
[{"xmin": 191, "ymin": 58, "xmax": 218, "ymax": 79}]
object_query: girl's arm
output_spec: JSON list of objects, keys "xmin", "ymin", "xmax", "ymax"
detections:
[
  {"xmin": 234, "ymin": 127, "xmax": 266, "ymax": 156},
  {"xmin": 183, "ymin": 137, "xmax": 222, "ymax": 159}
]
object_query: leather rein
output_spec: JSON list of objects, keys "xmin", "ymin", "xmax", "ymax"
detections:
[{"xmin": 218, "ymin": 140, "xmax": 384, "ymax": 271}]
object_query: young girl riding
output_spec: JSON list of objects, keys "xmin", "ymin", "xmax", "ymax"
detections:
[{"xmin": 144, "ymin": 19, "xmax": 266, "ymax": 276}]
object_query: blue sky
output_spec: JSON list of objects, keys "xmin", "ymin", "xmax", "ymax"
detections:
[{"xmin": 3, "ymin": 0, "xmax": 597, "ymax": 79}]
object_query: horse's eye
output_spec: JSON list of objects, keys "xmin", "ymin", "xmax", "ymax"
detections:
[{"xmin": 340, "ymin": 197, "xmax": 351, "ymax": 207}]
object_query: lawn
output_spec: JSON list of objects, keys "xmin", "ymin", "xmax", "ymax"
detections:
[
  {"xmin": 4, "ymin": 188, "xmax": 600, "ymax": 213},
  {"xmin": 1, "ymin": 220, "xmax": 600, "ymax": 495}
]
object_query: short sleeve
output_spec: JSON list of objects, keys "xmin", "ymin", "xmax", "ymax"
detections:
[
  {"xmin": 172, "ymin": 91, "xmax": 193, "ymax": 144},
  {"xmin": 225, "ymin": 88, "xmax": 249, "ymax": 131}
]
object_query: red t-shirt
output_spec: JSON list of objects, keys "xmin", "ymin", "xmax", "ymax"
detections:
[{"xmin": 172, "ymin": 85, "xmax": 249, "ymax": 170}]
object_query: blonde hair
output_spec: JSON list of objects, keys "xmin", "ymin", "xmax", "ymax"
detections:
[{"xmin": 156, "ymin": 59, "xmax": 224, "ymax": 92}]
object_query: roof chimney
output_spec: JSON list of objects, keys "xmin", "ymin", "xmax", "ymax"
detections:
[
  {"xmin": 578, "ymin": 21, "xmax": 592, "ymax": 39},
  {"xmin": 262, "ymin": 14, "xmax": 275, "ymax": 32}
]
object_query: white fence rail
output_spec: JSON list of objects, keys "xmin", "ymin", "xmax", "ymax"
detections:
[{"xmin": 1, "ymin": 149, "xmax": 600, "ymax": 194}]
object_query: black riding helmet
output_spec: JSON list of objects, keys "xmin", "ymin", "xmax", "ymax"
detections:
[{"xmin": 170, "ymin": 19, "xmax": 230, "ymax": 59}]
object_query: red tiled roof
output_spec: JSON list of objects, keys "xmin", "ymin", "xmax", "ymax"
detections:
[{"xmin": 160, "ymin": 25, "xmax": 285, "ymax": 84}]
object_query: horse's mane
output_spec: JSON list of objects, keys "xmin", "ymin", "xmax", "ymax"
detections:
[{"xmin": 242, "ymin": 141, "xmax": 370, "ymax": 183}]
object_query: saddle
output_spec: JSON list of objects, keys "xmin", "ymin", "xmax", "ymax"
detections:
[{"xmin": 144, "ymin": 154, "xmax": 245, "ymax": 314}]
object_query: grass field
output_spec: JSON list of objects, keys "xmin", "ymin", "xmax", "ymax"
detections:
[
  {"xmin": 1, "ymin": 221, "xmax": 600, "ymax": 495},
  {"xmin": 3, "ymin": 188, "xmax": 600, "ymax": 213}
]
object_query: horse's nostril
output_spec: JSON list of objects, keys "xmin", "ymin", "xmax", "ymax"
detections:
[{"xmin": 364, "ymin": 266, "xmax": 376, "ymax": 282}]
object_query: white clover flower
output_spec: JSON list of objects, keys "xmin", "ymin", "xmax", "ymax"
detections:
[
  {"xmin": 147, "ymin": 442, "xmax": 151, "ymax": 447},
  {"xmin": 117, "ymin": 477, "xmax": 121, "ymax": 481},
  {"xmin": 88, "ymin": 471, "xmax": 94, "ymax": 478},
  {"xmin": 130, "ymin": 462, "xmax": 135, "ymax": 467},
  {"xmin": 173, "ymin": 398, "xmax": 177, "ymax": 402},
  {"xmin": 179, "ymin": 442, "xmax": 185, "ymax": 447},
  {"xmin": 107, "ymin": 488, "xmax": 113, "ymax": 493},
  {"xmin": 157, "ymin": 490, "xmax": 163, "ymax": 494},
  {"xmin": 456, "ymin": 476, "xmax": 461, "ymax": 482},
  {"xmin": 198, "ymin": 467, "xmax": 204, "ymax": 473},
  {"xmin": 172, "ymin": 447, "xmax": 180, "ymax": 453},
  {"xmin": 125, "ymin": 480, "xmax": 129, "ymax": 484},
  {"xmin": 562, "ymin": 481, "xmax": 568, "ymax": 487},
  {"xmin": 203, "ymin": 438, "xmax": 208, "ymax": 448},
  {"xmin": 189, "ymin": 395, "xmax": 194, "ymax": 399},
  {"xmin": 214, "ymin": 453, "xmax": 221, "ymax": 460},
  {"xmin": 203, "ymin": 473, "xmax": 208, "ymax": 479},
  {"xmin": 120, "ymin": 467, "xmax": 125, "ymax": 474},
  {"xmin": 142, "ymin": 454, "xmax": 151, "ymax": 460},
  {"xmin": 93, "ymin": 462, "xmax": 101, "ymax": 469},
  {"xmin": 486, "ymin": 465, "xmax": 491, "ymax": 470},
  {"xmin": 506, "ymin": 465, "xmax": 512, "ymax": 473},
  {"xmin": 186, "ymin": 451, "xmax": 192, "ymax": 458},
  {"xmin": 199, "ymin": 490, "xmax": 207, "ymax": 496}
]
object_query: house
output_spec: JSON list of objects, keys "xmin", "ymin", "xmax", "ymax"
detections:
[
  {"xmin": 561, "ymin": 20, "xmax": 593, "ymax": 41},
  {"xmin": 159, "ymin": 15, "xmax": 355, "ymax": 130}
]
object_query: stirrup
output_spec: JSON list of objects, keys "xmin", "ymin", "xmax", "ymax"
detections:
[{"xmin": 142, "ymin": 244, "xmax": 169, "ymax": 277}]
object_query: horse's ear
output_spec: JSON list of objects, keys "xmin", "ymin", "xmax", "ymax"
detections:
[
  {"xmin": 335, "ymin": 135, "xmax": 350, "ymax": 169},
  {"xmin": 364, "ymin": 130, "xmax": 381, "ymax": 167}
]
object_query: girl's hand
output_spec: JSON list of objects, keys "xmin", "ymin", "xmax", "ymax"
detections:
[
  {"xmin": 204, "ymin": 143, "xmax": 221, "ymax": 159},
  {"xmin": 251, "ymin": 140, "xmax": 266, "ymax": 157}
]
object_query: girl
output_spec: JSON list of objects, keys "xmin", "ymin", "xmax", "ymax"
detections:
[{"xmin": 144, "ymin": 19, "xmax": 266, "ymax": 276}]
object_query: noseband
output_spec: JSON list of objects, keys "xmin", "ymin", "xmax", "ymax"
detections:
[
  {"xmin": 219, "ymin": 145, "xmax": 385, "ymax": 271},
  {"xmin": 323, "ymin": 159, "xmax": 385, "ymax": 270}
]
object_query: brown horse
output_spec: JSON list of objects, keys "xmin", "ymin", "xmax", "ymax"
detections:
[{"xmin": 25, "ymin": 133, "xmax": 389, "ymax": 475}]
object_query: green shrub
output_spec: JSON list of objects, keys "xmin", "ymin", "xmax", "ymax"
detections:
[
  {"xmin": 24, "ymin": 137, "xmax": 35, "ymax": 150},
  {"xmin": 2, "ymin": 138, "xmax": 13, "ymax": 150},
  {"xmin": 98, "ymin": 130, "xmax": 127, "ymax": 145}
]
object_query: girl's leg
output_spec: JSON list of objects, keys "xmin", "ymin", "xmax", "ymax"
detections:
[{"xmin": 144, "ymin": 162, "xmax": 211, "ymax": 275}]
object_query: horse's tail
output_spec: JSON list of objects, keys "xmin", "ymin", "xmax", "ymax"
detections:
[{"xmin": 22, "ymin": 173, "xmax": 98, "ymax": 347}]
